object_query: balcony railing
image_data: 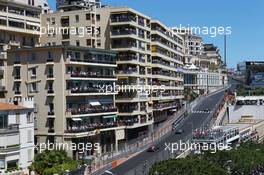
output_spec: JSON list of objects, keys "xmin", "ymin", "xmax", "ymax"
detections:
[
  {"xmin": 48, "ymin": 111, "xmax": 55, "ymax": 116},
  {"xmin": 47, "ymin": 74, "xmax": 54, "ymax": 78},
  {"xmin": 70, "ymin": 86, "xmax": 114, "ymax": 94},
  {"xmin": 111, "ymin": 15, "xmax": 136, "ymax": 23},
  {"xmin": 117, "ymin": 68, "xmax": 137, "ymax": 74},
  {"xmin": 69, "ymin": 57, "xmax": 116, "ymax": 65},
  {"xmin": 0, "ymin": 124, "xmax": 19, "ymax": 134},
  {"xmin": 47, "ymin": 89, "xmax": 54, "ymax": 94},
  {"xmin": 65, "ymin": 122, "xmax": 119, "ymax": 133},
  {"xmin": 111, "ymin": 30, "xmax": 137, "ymax": 36},
  {"xmin": 117, "ymin": 56, "xmax": 137, "ymax": 61},
  {"xmin": 68, "ymin": 71, "xmax": 115, "ymax": 79},
  {"xmin": 66, "ymin": 104, "xmax": 117, "ymax": 115},
  {"xmin": 153, "ymin": 102, "xmax": 180, "ymax": 110}
]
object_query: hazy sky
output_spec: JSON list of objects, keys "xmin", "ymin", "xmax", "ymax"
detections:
[{"xmin": 47, "ymin": 0, "xmax": 264, "ymax": 68}]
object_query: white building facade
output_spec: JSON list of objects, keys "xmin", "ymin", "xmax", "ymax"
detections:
[{"xmin": 0, "ymin": 98, "xmax": 34, "ymax": 173}]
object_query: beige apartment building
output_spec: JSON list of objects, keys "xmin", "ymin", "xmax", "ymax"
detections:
[
  {"xmin": 20, "ymin": 5, "xmax": 185, "ymax": 154},
  {"xmin": 105, "ymin": 7, "xmax": 154, "ymax": 139},
  {"xmin": 150, "ymin": 19, "xmax": 184, "ymax": 123},
  {"xmin": 40, "ymin": 7, "xmax": 156, "ymax": 140},
  {"xmin": 40, "ymin": 6, "xmax": 107, "ymax": 48},
  {"xmin": 6, "ymin": 46, "xmax": 122, "ymax": 158},
  {"xmin": 0, "ymin": 0, "xmax": 43, "ymax": 99}
]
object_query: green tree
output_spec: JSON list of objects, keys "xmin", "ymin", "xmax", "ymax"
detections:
[
  {"xmin": 30, "ymin": 149, "xmax": 78, "ymax": 175},
  {"xmin": 149, "ymin": 158, "xmax": 227, "ymax": 175}
]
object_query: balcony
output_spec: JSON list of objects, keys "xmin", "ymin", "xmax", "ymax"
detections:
[
  {"xmin": 48, "ymin": 128, "xmax": 55, "ymax": 133},
  {"xmin": 13, "ymin": 61, "xmax": 21, "ymax": 66},
  {"xmin": 117, "ymin": 56, "xmax": 138, "ymax": 62},
  {"xmin": 117, "ymin": 68, "xmax": 138, "ymax": 75},
  {"xmin": 66, "ymin": 104, "xmax": 117, "ymax": 116},
  {"xmin": 0, "ymin": 124, "xmax": 19, "ymax": 134},
  {"xmin": 9, "ymin": 40, "xmax": 20, "ymax": 46},
  {"xmin": 47, "ymin": 74, "xmax": 54, "ymax": 79},
  {"xmin": 47, "ymin": 89, "xmax": 55, "ymax": 96},
  {"xmin": 68, "ymin": 57, "xmax": 116, "ymax": 65},
  {"xmin": 46, "ymin": 59, "xmax": 54, "ymax": 65},
  {"xmin": 67, "ymin": 71, "xmax": 116, "ymax": 80},
  {"xmin": 14, "ymin": 91, "xmax": 21, "ymax": 95},
  {"xmin": 153, "ymin": 101, "xmax": 180, "ymax": 111},
  {"xmin": 111, "ymin": 41, "xmax": 137, "ymax": 49},
  {"xmin": 111, "ymin": 14, "xmax": 137, "ymax": 23},
  {"xmin": 65, "ymin": 121, "xmax": 121, "ymax": 133},
  {"xmin": 111, "ymin": 29, "xmax": 137, "ymax": 36},
  {"xmin": 48, "ymin": 111, "xmax": 55, "ymax": 116},
  {"xmin": 68, "ymin": 85, "xmax": 115, "ymax": 96}
]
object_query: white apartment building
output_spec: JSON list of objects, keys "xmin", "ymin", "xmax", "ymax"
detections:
[
  {"xmin": 0, "ymin": 97, "xmax": 34, "ymax": 174},
  {"xmin": 183, "ymin": 65, "xmax": 225, "ymax": 94}
]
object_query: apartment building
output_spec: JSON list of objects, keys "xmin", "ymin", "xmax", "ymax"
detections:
[
  {"xmin": 203, "ymin": 43, "xmax": 222, "ymax": 68},
  {"xmin": 40, "ymin": 6, "xmax": 186, "ymax": 141},
  {"xmin": 183, "ymin": 65, "xmax": 225, "ymax": 94},
  {"xmin": 103, "ymin": 7, "xmax": 155, "ymax": 140},
  {"xmin": 0, "ymin": 0, "xmax": 45, "ymax": 99},
  {"xmin": 40, "ymin": 5, "xmax": 106, "ymax": 48},
  {"xmin": 0, "ymin": 98, "xmax": 34, "ymax": 174},
  {"xmin": 150, "ymin": 19, "xmax": 184, "ymax": 123},
  {"xmin": 6, "ymin": 46, "xmax": 121, "ymax": 158},
  {"xmin": 182, "ymin": 32, "xmax": 204, "ymax": 58},
  {"xmin": 56, "ymin": 0, "xmax": 101, "ymax": 10}
]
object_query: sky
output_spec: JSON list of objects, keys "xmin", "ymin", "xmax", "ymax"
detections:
[{"xmin": 47, "ymin": 0, "xmax": 264, "ymax": 68}]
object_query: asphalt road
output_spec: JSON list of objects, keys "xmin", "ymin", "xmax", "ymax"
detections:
[{"xmin": 105, "ymin": 88, "xmax": 227, "ymax": 175}]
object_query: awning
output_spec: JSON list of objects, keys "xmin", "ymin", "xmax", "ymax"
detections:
[
  {"xmin": 103, "ymin": 115, "xmax": 117, "ymax": 119},
  {"xmin": 72, "ymin": 118, "xmax": 82, "ymax": 121},
  {"xmin": 89, "ymin": 101, "xmax": 101, "ymax": 106},
  {"xmin": 26, "ymin": 21, "xmax": 40, "ymax": 26}
]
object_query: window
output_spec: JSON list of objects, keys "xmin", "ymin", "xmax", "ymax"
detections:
[
  {"xmin": 75, "ymin": 52, "xmax": 80, "ymax": 59},
  {"xmin": 86, "ymin": 39, "xmax": 91, "ymax": 46},
  {"xmin": 27, "ymin": 130, "xmax": 32, "ymax": 143},
  {"xmin": 31, "ymin": 53, "xmax": 36, "ymax": 61},
  {"xmin": 48, "ymin": 82, "xmax": 53, "ymax": 92},
  {"xmin": 86, "ymin": 13, "xmax": 90, "ymax": 20},
  {"xmin": 0, "ymin": 115, "xmax": 8, "ymax": 129},
  {"xmin": 14, "ymin": 67, "xmax": 20, "ymax": 79},
  {"xmin": 31, "ymin": 82, "xmax": 38, "ymax": 93},
  {"xmin": 75, "ymin": 15, "xmax": 79, "ymax": 22},
  {"xmin": 76, "ymin": 40, "xmax": 80, "ymax": 46},
  {"xmin": 97, "ymin": 39, "xmax": 101, "ymax": 47},
  {"xmin": 27, "ymin": 112, "xmax": 33, "ymax": 124},
  {"xmin": 14, "ymin": 82, "xmax": 21, "ymax": 94},
  {"xmin": 96, "ymin": 14, "xmax": 100, "ymax": 21},
  {"xmin": 48, "ymin": 67, "xmax": 53, "ymax": 77},
  {"xmin": 49, "ymin": 103, "xmax": 54, "ymax": 112},
  {"xmin": 48, "ymin": 51, "xmax": 53, "ymax": 59},
  {"xmin": 51, "ymin": 17, "xmax": 55, "ymax": 25},
  {"xmin": 28, "ymin": 149, "xmax": 32, "ymax": 162},
  {"xmin": 16, "ymin": 113, "xmax": 20, "ymax": 124},
  {"xmin": 31, "ymin": 67, "xmax": 36, "ymax": 77}
]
